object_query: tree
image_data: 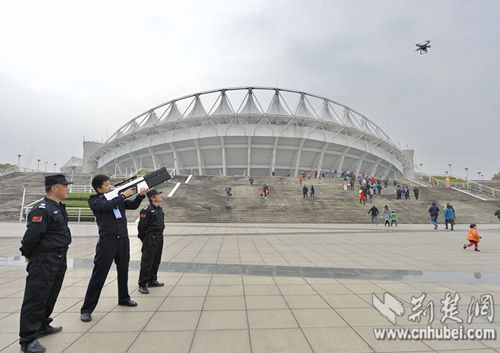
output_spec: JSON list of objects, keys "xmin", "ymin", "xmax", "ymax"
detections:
[{"xmin": 492, "ymin": 172, "xmax": 500, "ymax": 181}]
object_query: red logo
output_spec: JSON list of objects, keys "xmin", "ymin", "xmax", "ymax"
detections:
[{"xmin": 32, "ymin": 216, "xmax": 43, "ymax": 222}]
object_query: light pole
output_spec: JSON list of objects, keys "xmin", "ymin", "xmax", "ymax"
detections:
[
  {"xmin": 477, "ymin": 171, "xmax": 481, "ymax": 180},
  {"xmin": 53, "ymin": 163, "xmax": 57, "ymax": 172},
  {"xmin": 448, "ymin": 164, "xmax": 452, "ymax": 177},
  {"xmin": 464, "ymin": 167, "xmax": 469, "ymax": 187},
  {"xmin": 37, "ymin": 159, "xmax": 41, "ymax": 172},
  {"xmin": 17, "ymin": 154, "xmax": 22, "ymax": 171},
  {"xmin": 44, "ymin": 161, "xmax": 48, "ymax": 172}
]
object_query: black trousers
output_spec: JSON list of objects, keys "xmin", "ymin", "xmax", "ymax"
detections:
[
  {"xmin": 81, "ymin": 236, "xmax": 130, "ymax": 314},
  {"xmin": 138, "ymin": 235, "xmax": 164, "ymax": 287},
  {"xmin": 19, "ymin": 250, "xmax": 67, "ymax": 345}
]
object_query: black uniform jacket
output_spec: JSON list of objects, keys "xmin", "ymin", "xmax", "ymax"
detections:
[
  {"xmin": 137, "ymin": 204, "xmax": 165, "ymax": 240},
  {"xmin": 88, "ymin": 193, "xmax": 145, "ymax": 238},
  {"xmin": 20, "ymin": 197, "xmax": 72, "ymax": 258}
]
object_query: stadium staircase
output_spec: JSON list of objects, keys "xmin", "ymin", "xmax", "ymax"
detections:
[
  {"xmin": 1, "ymin": 173, "xmax": 498, "ymax": 224},
  {"xmin": 161, "ymin": 176, "xmax": 500, "ymax": 224}
]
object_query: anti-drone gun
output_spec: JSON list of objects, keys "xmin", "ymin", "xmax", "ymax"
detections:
[{"xmin": 104, "ymin": 167, "xmax": 171, "ymax": 200}]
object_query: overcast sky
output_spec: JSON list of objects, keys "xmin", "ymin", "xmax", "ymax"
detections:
[{"xmin": 0, "ymin": 0, "xmax": 498, "ymax": 179}]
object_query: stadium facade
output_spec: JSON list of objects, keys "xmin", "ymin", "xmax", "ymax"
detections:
[{"xmin": 76, "ymin": 87, "xmax": 414, "ymax": 178}]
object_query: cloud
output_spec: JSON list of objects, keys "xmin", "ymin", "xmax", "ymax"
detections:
[{"xmin": 0, "ymin": 0, "xmax": 499, "ymax": 178}]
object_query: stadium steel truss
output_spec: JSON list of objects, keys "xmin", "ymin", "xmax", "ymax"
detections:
[{"xmin": 84, "ymin": 87, "xmax": 413, "ymax": 178}]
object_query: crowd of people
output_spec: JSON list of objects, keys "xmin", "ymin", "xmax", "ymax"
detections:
[{"xmin": 237, "ymin": 172, "xmax": 499, "ymax": 235}]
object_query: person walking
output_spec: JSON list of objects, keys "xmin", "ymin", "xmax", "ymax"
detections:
[
  {"xmin": 405, "ymin": 187, "xmax": 410, "ymax": 200},
  {"xmin": 262, "ymin": 184, "xmax": 270, "ymax": 199},
  {"xmin": 359, "ymin": 189, "xmax": 366, "ymax": 205},
  {"xmin": 368, "ymin": 205, "xmax": 379, "ymax": 224},
  {"xmin": 310, "ymin": 185, "xmax": 315, "ymax": 199},
  {"xmin": 19, "ymin": 175, "xmax": 73, "ymax": 353},
  {"xmin": 302, "ymin": 185, "xmax": 308, "ymax": 199},
  {"xmin": 428, "ymin": 202, "xmax": 440, "ymax": 230},
  {"xmin": 390, "ymin": 210, "xmax": 398, "ymax": 227},
  {"xmin": 444, "ymin": 203, "xmax": 455, "ymax": 230},
  {"xmin": 224, "ymin": 185, "xmax": 232, "ymax": 199},
  {"xmin": 413, "ymin": 186, "xmax": 420, "ymax": 200},
  {"xmin": 383, "ymin": 205, "xmax": 390, "ymax": 227}
]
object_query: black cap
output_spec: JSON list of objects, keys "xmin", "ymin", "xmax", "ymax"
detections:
[
  {"xmin": 147, "ymin": 189, "xmax": 163, "ymax": 199},
  {"xmin": 45, "ymin": 174, "xmax": 73, "ymax": 187}
]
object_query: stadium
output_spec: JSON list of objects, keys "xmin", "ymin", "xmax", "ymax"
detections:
[{"xmin": 76, "ymin": 87, "xmax": 415, "ymax": 178}]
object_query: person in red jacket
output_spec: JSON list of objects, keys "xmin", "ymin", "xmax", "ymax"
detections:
[
  {"xmin": 359, "ymin": 189, "xmax": 366, "ymax": 205},
  {"xmin": 463, "ymin": 224, "xmax": 481, "ymax": 252}
]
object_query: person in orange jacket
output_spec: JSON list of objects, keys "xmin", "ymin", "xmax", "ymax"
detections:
[{"xmin": 463, "ymin": 223, "xmax": 481, "ymax": 252}]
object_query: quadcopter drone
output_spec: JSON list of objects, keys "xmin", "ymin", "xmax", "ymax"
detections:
[{"xmin": 416, "ymin": 40, "xmax": 431, "ymax": 54}]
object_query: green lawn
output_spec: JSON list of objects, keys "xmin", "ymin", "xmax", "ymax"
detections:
[
  {"xmin": 432, "ymin": 176, "xmax": 466, "ymax": 184},
  {"xmin": 65, "ymin": 192, "xmax": 93, "ymax": 213}
]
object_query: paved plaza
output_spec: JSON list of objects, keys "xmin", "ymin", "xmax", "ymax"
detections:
[{"xmin": 1, "ymin": 222, "xmax": 500, "ymax": 353}]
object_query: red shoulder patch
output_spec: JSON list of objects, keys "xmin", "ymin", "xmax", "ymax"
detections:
[
  {"xmin": 140, "ymin": 213, "xmax": 146, "ymax": 218},
  {"xmin": 32, "ymin": 216, "xmax": 43, "ymax": 222}
]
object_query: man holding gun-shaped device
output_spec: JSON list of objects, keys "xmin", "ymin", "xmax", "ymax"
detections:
[{"xmin": 80, "ymin": 168, "xmax": 170, "ymax": 322}]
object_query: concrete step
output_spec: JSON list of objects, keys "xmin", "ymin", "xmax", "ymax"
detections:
[{"xmin": 162, "ymin": 176, "xmax": 499, "ymax": 224}]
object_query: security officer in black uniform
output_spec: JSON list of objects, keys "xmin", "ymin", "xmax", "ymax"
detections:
[
  {"xmin": 80, "ymin": 175, "xmax": 148, "ymax": 322},
  {"xmin": 137, "ymin": 189, "xmax": 165, "ymax": 294},
  {"xmin": 19, "ymin": 174, "xmax": 73, "ymax": 353}
]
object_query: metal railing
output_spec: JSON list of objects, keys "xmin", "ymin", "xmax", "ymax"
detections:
[
  {"xmin": 69, "ymin": 185, "xmax": 94, "ymax": 193},
  {"xmin": 23, "ymin": 203, "xmax": 95, "ymax": 223},
  {"xmin": 65, "ymin": 207, "xmax": 95, "ymax": 222},
  {"xmin": 466, "ymin": 180, "xmax": 500, "ymax": 198},
  {"xmin": 414, "ymin": 171, "xmax": 500, "ymax": 198}
]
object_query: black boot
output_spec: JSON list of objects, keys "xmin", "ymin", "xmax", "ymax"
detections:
[{"xmin": 21, "ymin": 339, "xmax": 46, "ymax": 353}]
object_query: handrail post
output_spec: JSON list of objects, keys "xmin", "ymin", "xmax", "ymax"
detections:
[{"xmin": 19, "ymin": 186, "xmax": 26, "ymax": 222}]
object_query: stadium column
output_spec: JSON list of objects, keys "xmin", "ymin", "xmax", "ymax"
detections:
[
  {"xmin": 148, "ymin": 147, "xmax": 158, "ymax": 169},
  {"xmin": 271, "ymin": 137, "xmax": 278, "ymax": 176},
  {"xmin": 355, "ymin": 152, "xmax": 369, "ymax": 176},
  {"xmin": 371, "ymin": 159, "xmax": 382, "ymax": 178},
  {"xmin": 316, "ymin": 142, "xmax": 330, "ymax": 176},
  {"xmin": 247, "ymin": 136, "xmax": 251, "ymax": 177},
  {"xmin": 383, "ymin": 166, "xmax": 392, "ymax": 179},
  {"xmin": 337, "ymin": 146, "xmax": 350, "ymax": 173},
  {"xmin": 294, "ymin": 138, "xmax": 306, "ymax": 177},
  {"xmin": 128, "ymin": 153, "xmax": 138, "ymax": 171},
  {"xmin": 170, "ymin": 142, "xmax": 181, "ymax": 175},
  {"xmin": 194, "ymin": 139, "xmax": 203, "ymax": 175},
  {"xmin": 220, "ymin": 136, "xmax": 226, "ymax": 176}
]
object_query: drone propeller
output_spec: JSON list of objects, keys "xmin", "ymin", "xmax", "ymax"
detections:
[{"xmin": 416, "ymin": 40, "xmax": 431, "ymax": 47}]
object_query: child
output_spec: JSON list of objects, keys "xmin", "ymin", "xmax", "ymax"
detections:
[
  {"xmin": 390, "ymin": 210, "xmax": 398, "ymax": 227},
  {"xmin": 463, "ymin": 224, "xmax": 481, "ymax": 252},
  {"xmin": 383, "ymin": 205, "xmax": 390, "ymax": 227}
]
